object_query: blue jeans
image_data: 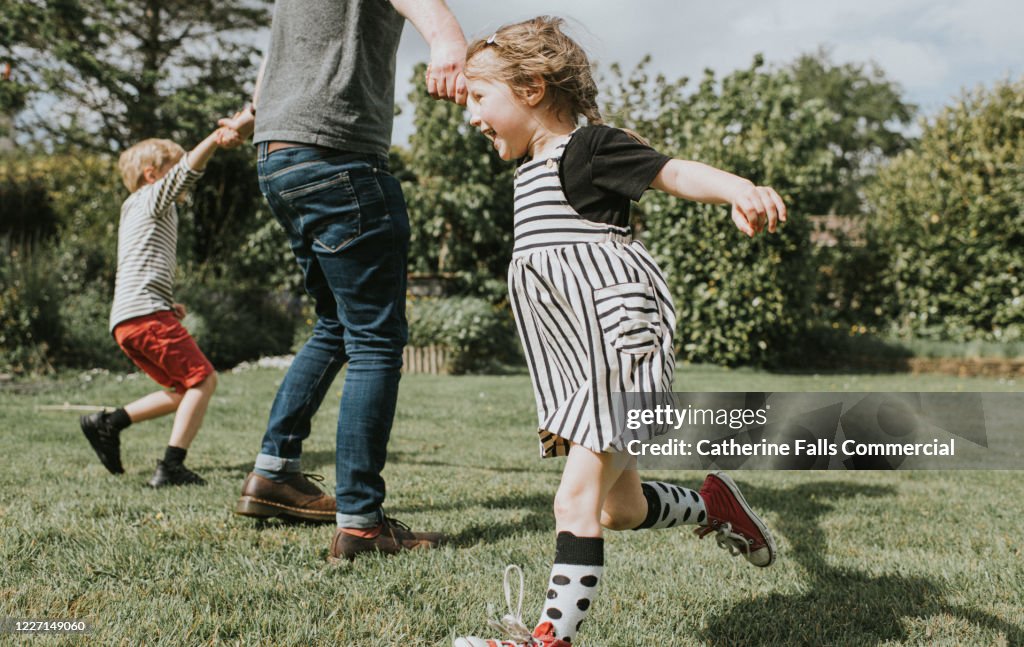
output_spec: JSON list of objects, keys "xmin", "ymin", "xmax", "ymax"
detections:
[{"xmin": 254, "ymin": 143, "xmax": 409, "ymax": 528}]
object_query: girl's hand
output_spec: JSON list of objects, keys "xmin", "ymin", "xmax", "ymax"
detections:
[
  {"xmin": 730, "ymin": 185, "xmax": 787, "ymax": 237},
  {"xmin": 172, "ymin": 303, "xmax": 187, "ymax": 320}
]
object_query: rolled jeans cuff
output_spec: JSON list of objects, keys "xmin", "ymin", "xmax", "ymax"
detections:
[
  {"xmin": 254, "ymin": 453, "xmax": 302, "ymax": 475},
  {"xmin": 336, "ymin": 509, "xmax": 383, "ymax": 529}
]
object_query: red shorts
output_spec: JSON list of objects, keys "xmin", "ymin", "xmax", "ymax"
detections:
[{"xmin": 113, "ymin": 310, "xmax": 215, "ymax": 394}]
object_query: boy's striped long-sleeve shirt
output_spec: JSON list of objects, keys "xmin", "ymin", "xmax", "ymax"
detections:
[{"xmin": 109, "ymin": 156, "xmax": 204, "ymax": 332}]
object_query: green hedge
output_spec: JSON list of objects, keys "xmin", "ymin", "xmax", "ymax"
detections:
[
  {"xmin": 407, "ymin": 296, "xmax": 519, "ymax": 374},
  {"xmin": 629, "ymin": 61, "xmax": 825, "ymax": 366},
  {"xmin": 0, "ymin": 151, "xmax": 301, "ymax": 375},
  {"xmin": 854, "ymin": 78, "xmax": 1024, "ymax": 342},
  {"xmin": 175, "ymin": 276, "xmax": 297, "ymax": 370}
]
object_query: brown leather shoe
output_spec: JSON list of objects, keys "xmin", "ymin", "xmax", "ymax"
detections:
[
  {"xmin": 329, "ymin": 517, "xmax": 446, "ymax": 562},
  {"xmin": 235, "ymin": 472, "xmax": 335, "ymax": 523}
]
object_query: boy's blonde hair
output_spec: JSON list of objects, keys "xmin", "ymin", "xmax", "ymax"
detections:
[
  {"xmin": 118, "ymin": 138, "xmax": 185, "ymax": 192},
  {"xmin": 466, "ymin": 16, "xmax": 602, "ymax": 127}
]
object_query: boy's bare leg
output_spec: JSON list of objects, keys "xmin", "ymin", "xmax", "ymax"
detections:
[
  {"xmin": 81, "ymin": 390, "xmax": 182, "ymax": 474},
  {"xmin": 167, "ymin": 373, "xmax": 217, "ymax": 449},
  {"xmin": 123, "ymin": 390, "xmax": 183, "ymax": 423}
]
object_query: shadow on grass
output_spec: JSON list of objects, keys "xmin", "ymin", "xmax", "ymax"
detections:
[
  {"xmin": 387, "ymin": 450, "xmax": 549, "ymax": 475},
  {"xmin": 206, "ymin": 450, "xmax": 337, "ymax": 476},
  {"xmin": 700, "ymin": 481, "xmax": 1023, "ymax": 646},
  {"xmin": 445, "ymin": 492, "xmax": 555, "ymax": 547},
  {"xmin": 384, "ymin": 487, "xmax": 555, "ymax": 546}
]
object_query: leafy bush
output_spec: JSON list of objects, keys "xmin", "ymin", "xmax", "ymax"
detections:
[
  {"xmin": 0, "ymin": 162, "xmax": 58, "ymax": 247},
  {"xmin": 407, "ymin": 296, "xmax": 519, "ymax": 374},
  {"xmin": 853, "ymin": 77, "xmax": 1024, "ymax": 342},
  {"xmin": 401, "ymin": 64, "xmax": 516, "ymax": 298},
  {"xmin": 608, "ymin": 57, "xmax": 827, "ymax": 365},
  {"xmin": 177, "ymin": 277, "xmax": 297, "ymax": 370},
  {"xmin": 0, "ymin": 150, "xmax": 306, "ymax": 373},
  {"xmin": 0, "ymin": 250, "xmax": 61, "ymax": 374},
  {"xmin": 0, "ymin": 154, "xmax": 123, "ymax": 373},
  {"xmin": 57, "ymin": 283, "xmax": 132, "ymax": 371}
]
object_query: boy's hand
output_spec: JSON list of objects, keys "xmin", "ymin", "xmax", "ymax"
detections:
[
  {"xmin": 172, "ymin": 303, "xmax": 187, "ymax": 320},
  {"xmin": 731, "ymin": 185, "xmax": 787, "ymax": 237}
]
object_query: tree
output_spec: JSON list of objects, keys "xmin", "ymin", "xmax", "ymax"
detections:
[
  {"xmin": 401, "ymin": 63, "xmax": 516, "ymax": 297},
  {"xmin": 788, "ymin": 49, "xmax": 915, "ymax": 214},
  {"xmin": 0, "ymin": 1, "xmax": 279, "ymax": 273},
  {"xmin": 600, "ymin": 52, "xmax": 914, "ymax": 365},
  {"xmin": 1, "ymin": 0, "xmax": 269, "ymax": 151}
]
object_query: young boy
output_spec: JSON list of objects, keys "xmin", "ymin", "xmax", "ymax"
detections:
[{"xmin": 79, "ymin": 129, "xmax": 225, "ymax": 487}]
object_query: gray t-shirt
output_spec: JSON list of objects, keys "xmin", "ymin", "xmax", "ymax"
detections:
[{"xmin": 254, "ymin": 0, "xmax": 406, "ymax": 154}]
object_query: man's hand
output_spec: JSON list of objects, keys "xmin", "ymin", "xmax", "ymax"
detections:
[
  {"xmin": 392, "ymin": 0, "xmax": 468, "ymax": 105},
  {"xmin": 426, "ymin": 41, "xmax": 467, "ymax": 105}
]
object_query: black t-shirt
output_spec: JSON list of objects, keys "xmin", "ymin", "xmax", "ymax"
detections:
[{"xmin": 559, "ymin": 125, "xmax": 672, "ymax": 228}]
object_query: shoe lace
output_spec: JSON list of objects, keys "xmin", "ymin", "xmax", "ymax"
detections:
[
  {"xmin": 302, "ymin": 472, "xmax": 327, "ymax": 491},
  {"xmin": 695, "ymin": 521, "xmax": 751, "ymax": 557},
  {"xmin": 485, "ymin": 564, "xmax": 536, "ymax": 645},
  {"xmin": 382, "ymin": 515, "xmax": 411, "ymax": 533}
]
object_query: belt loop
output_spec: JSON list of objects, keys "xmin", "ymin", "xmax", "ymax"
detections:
[{"xmin": 257, "ymin": 141, "xmax": 268, "ymax": 163}]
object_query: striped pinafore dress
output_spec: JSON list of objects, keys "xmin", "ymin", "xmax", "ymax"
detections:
[{"xmin": 508, "ymin": 138, "xmax": 677, "ymax": 458}]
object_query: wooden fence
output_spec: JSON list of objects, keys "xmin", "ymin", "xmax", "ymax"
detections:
[{"xmin": 402, "ymin": 345, "xmax": 448, "ymax": 375}]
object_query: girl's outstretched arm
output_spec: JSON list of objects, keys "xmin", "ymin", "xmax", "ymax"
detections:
[{"xmin": 651, "ymin": 159, "xmax": 787, "ymax": 237}]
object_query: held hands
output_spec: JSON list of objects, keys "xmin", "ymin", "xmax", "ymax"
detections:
[
  {"xmin": 215, "ymin": 106, "xmax": 256, "ymax": 149},
  {"xmin": 215, "ymin": 126, "xmax": 244, "ymax": 149},
  {"xmin": 730, "ymin": 184, "xmax": 787, "ymax": 237},
  {"xmin": 425, "ymin": 40, "xmax": 467, "ymax": 105}
]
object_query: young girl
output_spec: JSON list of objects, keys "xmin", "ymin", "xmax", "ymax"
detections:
[{"xmin": 454, "ymin": 16, "xmax": 785, "ymax": 647}]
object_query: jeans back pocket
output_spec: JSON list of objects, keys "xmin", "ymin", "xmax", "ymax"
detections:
[{"xmin": 276, "ymin": 172, "xmax": 361, "ymax": 254}]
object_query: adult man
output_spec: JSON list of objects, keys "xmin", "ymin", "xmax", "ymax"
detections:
[{"xmin": 220, "ymin": 0, "xmax": 466, "ymax": 561}]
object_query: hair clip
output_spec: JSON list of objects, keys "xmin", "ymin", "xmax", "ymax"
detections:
[{"xmin": 486, "ymin": 33, "xmax": 498, "ymax": 45}]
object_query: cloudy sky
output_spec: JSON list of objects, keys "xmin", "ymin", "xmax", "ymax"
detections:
[{"xmin": 386, "ymin": 0, "xmax": 1023, "ymax": 143}]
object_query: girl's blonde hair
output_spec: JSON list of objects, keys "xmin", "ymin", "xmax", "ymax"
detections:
[
  {"xmin": 466, "ymin": 16, "xmax": 602, "ymax": 126},
  {"xmin": 118, "ymin": 138, "xmax": 185, "ymax": 192}
]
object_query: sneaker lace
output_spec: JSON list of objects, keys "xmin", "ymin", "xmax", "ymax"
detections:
[
  {"xmin": 485, "ymin": 564, "xmax": 536, "ymax": 644},
  {"xmin": 696, "ymin": 521, "xmax": 751, "ymax": 557}
]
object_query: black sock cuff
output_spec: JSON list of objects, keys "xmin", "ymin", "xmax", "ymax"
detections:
[
  {"xmin": 164, "ymin": 446, "xmax": 187, "ymax": 465},
  {"xmin": 634, "ymin": 482, "xmax": 662, "ymax": 530},
  {"xmin": 554, "ymin": 531, "xmax": 604, "ymax": 566},
  {"xmin": 108, "ymin": 408, "xmax": 131, "ymax": 431}
]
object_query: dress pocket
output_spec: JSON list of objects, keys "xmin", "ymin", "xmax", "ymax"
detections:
[{"xmin": 593, "ymin": 281, "xmax": 663, "ymax": 355}]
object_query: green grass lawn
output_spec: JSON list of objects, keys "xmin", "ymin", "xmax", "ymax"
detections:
[{"xmin": 1, "ymin": 366, "xmax": 1022, "ymax": 646}]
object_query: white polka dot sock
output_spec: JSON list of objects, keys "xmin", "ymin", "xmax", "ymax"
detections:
[
  {"xmin": 635, "ymin": 481, "xmax": 706, "ymax": 530},
  {"xmin": 538, "ymin": 532, "xmax": 603, "ymax": 644}
]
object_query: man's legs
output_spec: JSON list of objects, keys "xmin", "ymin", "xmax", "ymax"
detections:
[
  {"xmin": 312, "ymin": 158, "xmax": 409, "ymax": 529},
  {"xmin": 240, "ymin": 148, "xmax": 421, "ymax": 540}
]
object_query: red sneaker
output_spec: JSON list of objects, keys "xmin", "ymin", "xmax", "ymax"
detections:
[
  {"xmin": 454, "ymin": 566, "xmax": 572, "ymax": 647},
  {"xmin": 696, "ymin": 471, "xmax": 777, "ymax": 567},
  {"xmin": 453, "ymin": 623, "xmax": 568, "ymax": 647}
]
